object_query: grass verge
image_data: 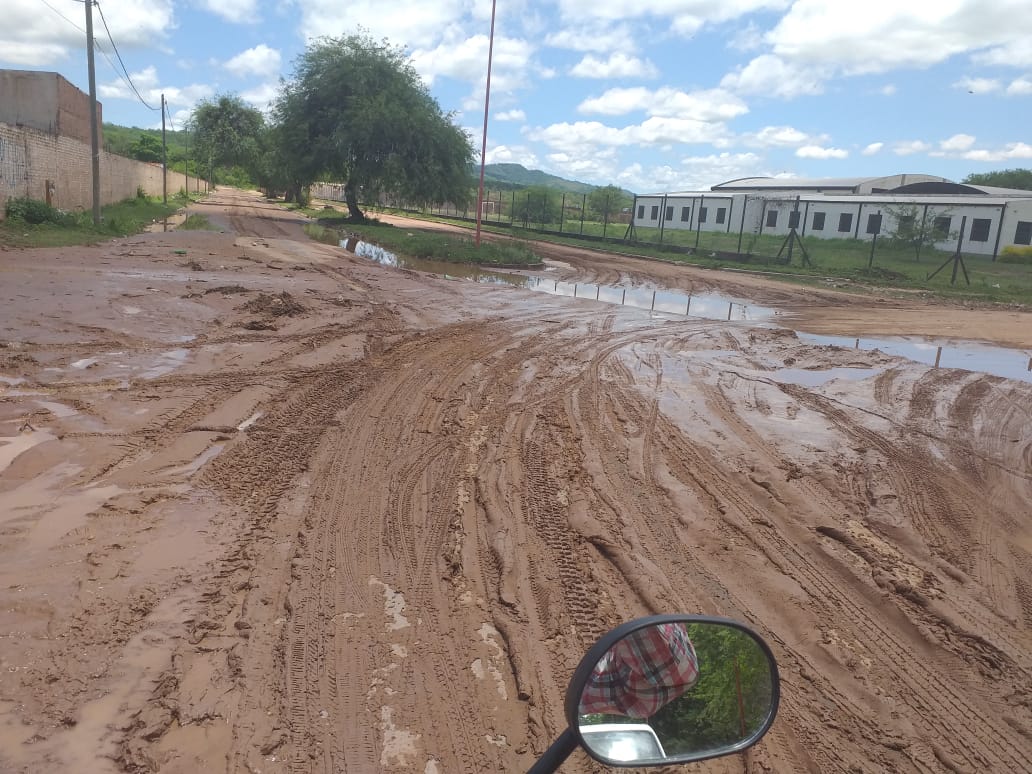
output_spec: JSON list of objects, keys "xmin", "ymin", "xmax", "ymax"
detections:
[{"xmin": 0, "ymin": 192, "xmax": 199, "ymax": 248}]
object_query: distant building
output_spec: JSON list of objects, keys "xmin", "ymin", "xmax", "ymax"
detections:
[{"xmin": 632, "ymin": 175, "xmax": 1032, "ymax": 258}]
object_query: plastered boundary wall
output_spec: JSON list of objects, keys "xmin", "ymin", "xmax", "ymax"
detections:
[{"xmin": 0, "ymin": 121, "xmax": 208, "ymax": 219}]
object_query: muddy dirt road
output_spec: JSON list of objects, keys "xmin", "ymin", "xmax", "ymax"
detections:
[{"xmin": 1, "ymin": 189, "xmax": 1030, "ymax": 773}]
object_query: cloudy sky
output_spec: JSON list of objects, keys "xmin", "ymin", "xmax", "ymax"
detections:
[{"xmin": 3, "ymin": 0, "xmax": 1030, "ymax": 193}]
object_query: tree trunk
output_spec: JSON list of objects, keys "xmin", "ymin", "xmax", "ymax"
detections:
[{"xmin": 344, "ymin": 180, "xmax": 364, "ymax": 221}]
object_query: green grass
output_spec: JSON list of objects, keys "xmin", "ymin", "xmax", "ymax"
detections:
[
  {"xmin": 303, "ymin": 210, "xmax": 542, "ymax": 266},
  {"xmin": 0, "ymin": 192, "xmax": 198, "ymax": 248}
]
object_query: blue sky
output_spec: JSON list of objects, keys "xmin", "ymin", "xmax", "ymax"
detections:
[{"xmin": 3, "ymin": 1, "xmax": 1030, "ymax": 193}]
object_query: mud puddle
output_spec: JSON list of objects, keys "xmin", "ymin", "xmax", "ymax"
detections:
[
  {"xmin": 347, "ymin": 237, "xmax": 1032, "ymax": 382},
  {"xmin": 344, "ymin": 238, "xmax": 776, "ymax": 321},
  {"xmin": 799, "ymin": 333, "xmax": 1032, "ymax": 383}
]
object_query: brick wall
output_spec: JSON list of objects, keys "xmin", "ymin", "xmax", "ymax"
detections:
[{"xmin": 0, "ymin": 121, "xmax": 208, "ymax": 219}]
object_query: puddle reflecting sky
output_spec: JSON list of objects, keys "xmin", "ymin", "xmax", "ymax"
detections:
[{"xmin": 343, "ymin": 237, "xmax": 1031, "ymax": 383}]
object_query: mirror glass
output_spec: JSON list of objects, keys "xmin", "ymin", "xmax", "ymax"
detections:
[{"xmin": 576, "ymin": 621, "xmax": 776, "ymax": 765}]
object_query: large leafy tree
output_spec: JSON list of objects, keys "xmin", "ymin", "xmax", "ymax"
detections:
[
  {"xmin": 191, "ymin": 95, "xmax": 266, "ymax": 185},
  {"xmin": 962, "ymin": 168, "xmax": 1032, "ymax": 191},
  {"xmin": 587, "ymin": 184, "xmax": 632, "ymax": 222},
  {"xmin": 274, "ymin": 33, "xmax": 474, "ymax": 220}
]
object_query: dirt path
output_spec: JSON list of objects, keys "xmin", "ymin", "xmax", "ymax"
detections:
[{"xmin": 1, "ymin": 189, "xmax": 1029, "ymax": 773}]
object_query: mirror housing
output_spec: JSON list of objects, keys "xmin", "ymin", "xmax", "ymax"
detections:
[{"xmin": 564, "ymin": 615, "xmax": 780, "ymax": 768}]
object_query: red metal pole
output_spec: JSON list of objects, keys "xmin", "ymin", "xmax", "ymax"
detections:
[{"xmin": 475, "ymin": 0, "xmax": 498, "ymax": 247}]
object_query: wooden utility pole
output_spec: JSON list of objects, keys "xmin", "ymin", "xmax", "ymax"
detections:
[
  {"xmin": 161, "ymin": 94, "xmax": 167, "ymax": 204},
  {"xmin": 84, "ymin": 0, "xmax": 101, "ymax": 225},
  {"xmin": 474, "ymin": 0, "xmax": 498, "ymax": 247}
]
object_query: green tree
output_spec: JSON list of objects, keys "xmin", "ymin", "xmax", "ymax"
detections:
[
  {"xmin": 273, "ymin": 33, "xmax": 474, "ymax": 220},
  {"xmin": 511, "ymin": 185, "xmax": 563, "ymax": 226},
  {"xmin": 128, "ymin": 133, "xmax": 163, "ymax": 163},
  {"xmin": 587, "ymin": 184, "xmax": 631, "ymax": 222},
  {"xmin": 191, "ymin": 94, "xmax": 266, "ymax": 185},
  {"xmin": 962, "ymin": 168, "xmax": 1032, "ymax": 191},
  {"xmin": 885, "ymin": 203, "xmax": 957, "ymax": 262}
]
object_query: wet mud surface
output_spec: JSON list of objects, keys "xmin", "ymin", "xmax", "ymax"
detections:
[{"xmin": 1, "ymin": 189, "xmax": 1030, "ymax": 773}]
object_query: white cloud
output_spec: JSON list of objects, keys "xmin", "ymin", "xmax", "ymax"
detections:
[
  {"xmin": 241, "ymin": 82, "xmax": 280, "ymax": 112},
  {"xmin": 224, "ymin": 45, "xmax": 281, "ymax": 78},
  {"xmin": 570, "ymin": 53, "xmax": 659, "ymax": 79},
  {"xmin": 195, "ymin": 0, "xmax": 259, "ymax": 24},
  {"xmin": 578, "ymin": 87, "xmax": 748, "ymax": 121},
  {"xmin": 1007, "ymin": 77, "xmax": 1032, "ymax": 95},
  {"xmin": 862, "ymin": 142, "xmax": 884, "ymax": 156},
  {"xmin": 98, "ymin": 66, "xmax": 214, "ymax": 110},
  {"xmin": 485, "ymin": 144, "xmax": 539, "ymax": 168},
  {"xmin": 893, "ymin": 140, "xmax": 932, "ymax": 156},
  {"xmin": 796, "ymin": 145, "xmax": 848, "ymax": 159},
  {"xmin": 940, "ymin": 134, "xmax": 976, "ymax": 152},
  {"xmin": 527, "ymin": 116, "xmax": 732, "ymax": 157},
  {"xmin": 545, "ymin": 24, "xmax": 636, "ymax": 53},
  {"xmin": 289, "ymin": 0, "xmax": 468, "ymax": 48},
  {"xmin": 960, "ymin": 142, "xmax": 1032, "ymax": 162},
  {"xmin": 495, "ymin": 109, "xmax": 526, "ymax": 122},
  {"xmin": 0, "ymin": 0, "xmax": 173, "ymax": 67},
  {"xmin": 954, "ymin": 77, "xmax": 1002, "ymax": 94},
  {"xmin": 554, "ymin": 0, "xmax": 792, "ymax": 29},
  {"xmin": 720, "ymin": 54, "xmax": 825, "ymax": 98},
  {"xmin": 880, "ymin": 84, "xmax": 897, "ymax": 96},
  {"xmin": 741, "ymin": 125, "xmax": 825, "ymax": 148},
  {"xmin": 411, "ymin": 35, "xmax": 535, "ymax": 94},
  {"xmin": 972, "ymin": 39, "xmax": 1032, "ymax": 68},
  {"xmin": 765, "ymin": 1, "xmax": 1032, "ymax": 76}
]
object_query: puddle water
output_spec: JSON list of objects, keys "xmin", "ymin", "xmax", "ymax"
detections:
[
  {"xmin": 799, "ymin": 334, "xmax": 1032, "ymax": 384},
  {"xmin": 0, "ymin": 375, "xmax": 26, "ymax": 386},
  {"xmin": 768, "ymin": 366, "xmax": 884, "ymax": 387},
  {"xmin": 344, "ymin": 236, "xmax": 1031, "ymax": 383},
  {"xmin": 0, "ymin": 430, "xmax": 57, "ymax": 475},
  {"xmin": 237, "ymin": 411, "xmax": 263, "ymax": 431},
  {"xmin": 34, "ymin": 400, "xmax": 78, "ymax": 418},
  {"xmin": 141, "ymin": 349, "xmax": 190, "ymax": 379},
  {"xmin": 162, "ymin": 444, "xmax": 224, "ymax": 478},
  {"xmin": 343, "ymin": 238, "xmax": 777, "ymax": 322}
]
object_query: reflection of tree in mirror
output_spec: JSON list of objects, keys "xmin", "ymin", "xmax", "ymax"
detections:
[{"xmin": 648, "ymin": 624, "xmax": 773, "ymax": 756}]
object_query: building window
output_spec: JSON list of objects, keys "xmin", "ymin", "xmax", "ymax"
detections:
[
  {"xmin": 838, "ymin": 213, "xmax": 853, "ymax": 233},
  {"xmin": 680, "ymin": 206, "xmax": 691, "ymax": 222},
  {"xmin": 637, "ymin": 205, "xmax": 645, "ymax": 219},
  {"xmin": 932, "ymin": 216, "xmax": 951, "ymax": 238},
  {"xmin": 699, "ymin": 207, "xmax": 708, "ymax": 223},
  {"xmin": 716, "ymin": 207, "xmax": 726, "ymax": 224},
  {"xmin": 650, "ymin": 205, "xmax": 659, "ymax": 220},
  {"xmin": 766, "ymin": 210, "xmax": 778, "ymax": 228},
  {"xmin": 970, "ymin": 218, "xmax": 991, "ymax": 242},
  {"xmin": 812, "ymin": 212, "xmax": 826, "ymax": 231},
  {"xmin": 1015, "ymin": 221, "xmax": 1032, "ymax": 245},
  {"xmin": 896, "ymin": 214, "xmax": 915, "ymax": 232},
  {"xmin": 665, "ymin": 205, "xmax": 674, "ymax": 221},
  {"xmin": 788, "ymin": 211, "xmax": 800, "ymax": 229},
  {"xmin": 866, "ymin": 212, "xmax": 882, "ymax": 235}
]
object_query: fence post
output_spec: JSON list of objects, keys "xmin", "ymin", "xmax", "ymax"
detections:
[
  {"xmin": 737, "ymin": 195, "xmax": 748, "ymax": 253},
  {"xmin": 560, "ymin": 193, "xmax": 566, "ymax": 232},
  {"xmin": 868, "ymin": 209, "xmax": 880, "ymax": 268},
  {"xmin": 659, "ymin": 194, "xmax": 668, "ymax": 245},
  {"xmin": 603, "ymin": 194, "xmax": 610, "ymax": 239},
  {"xmin": 511, "ymin": 190, "xmax": 516, "ymax": 225},
  {"xmin": 541, "ymin": 192, "xmax": 547, "ymax": 231},
  {"xmin": 580, "ymin": 193, "xmax": 587, "ymax": 235},
  {"xmin": 695, "ymin": 193, "xmax": 704, "ymax": 249}
]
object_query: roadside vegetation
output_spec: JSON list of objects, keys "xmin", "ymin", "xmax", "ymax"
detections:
[
  {"xmin": 302, "ymin": 209, "xmax": 540, "ymax": 266},
  {"xmin": 0, "ymin": 190, "xmax": 197, "ymax": 248}
]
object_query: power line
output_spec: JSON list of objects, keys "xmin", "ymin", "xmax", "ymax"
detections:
[
  {"xmin": 38, "ymin": 0, "xmax": 85, "ymax": 34},
  {"xmin": 94, "ymin": 0, "xmax": 159, "ymax": 111}
]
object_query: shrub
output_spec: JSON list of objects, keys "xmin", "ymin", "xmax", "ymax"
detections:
[
  {"xmin": 999, "ymin": 245, "xmax": 1032, "ymax": 264},
  {"xmin": 4, "ymin": 197, "xmax": 63, "ymax": 224}
]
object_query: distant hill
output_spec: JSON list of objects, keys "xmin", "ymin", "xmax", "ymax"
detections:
[{"xmin": 476, "ymin": 163, "xmax": 634, "ymax": 197}]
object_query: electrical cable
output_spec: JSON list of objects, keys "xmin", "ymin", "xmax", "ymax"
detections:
[
  {"xmin": 38, "ymin": 0, "xmax": 85, "ymax": 33},
  {"xmin": 94, "ymin": 0, "xmax": 159, "ymax": 111}
]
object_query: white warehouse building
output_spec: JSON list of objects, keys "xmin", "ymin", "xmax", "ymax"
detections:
[{"xmin": 632, "ymin": 174, "xmax": 1032, "ymax": 258}]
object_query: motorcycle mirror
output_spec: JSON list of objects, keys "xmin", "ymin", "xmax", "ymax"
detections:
[{"xmin": 527, "ymin": 615, "xmax": 780, "ymax": 773}]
